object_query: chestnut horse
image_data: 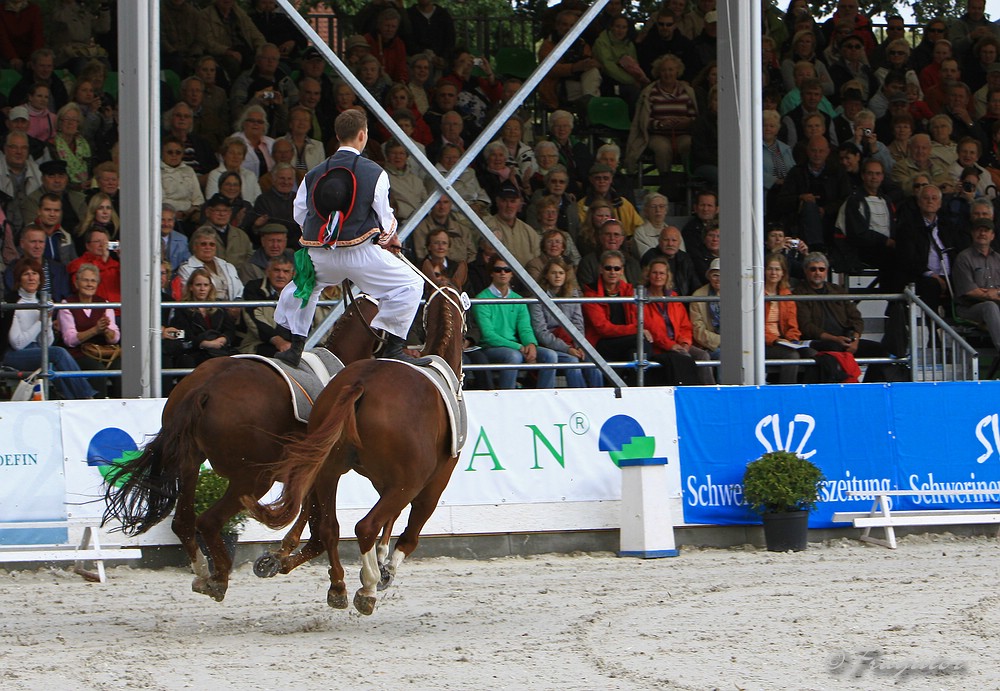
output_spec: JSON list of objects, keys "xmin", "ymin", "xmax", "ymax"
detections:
[
  {"xmin": 247, "ymin": 284, "xmax": 466, "ymax": 615},
  {"xmin": 102, "ymin": 296, "xmax": 380, "ymax": 601}
]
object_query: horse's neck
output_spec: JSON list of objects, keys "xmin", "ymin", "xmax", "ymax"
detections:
[
  {"xmin": 423, "ymin": 305, "xmax": 463, "ymax": 376},
  {"xmin": 324, "ymin": 305, "xmax": 377, "ymax": 364}
]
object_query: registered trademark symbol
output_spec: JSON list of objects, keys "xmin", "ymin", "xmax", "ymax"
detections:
[{"xmin": 570, "ymin": 412, "xmax": 590, "ymax": 435}]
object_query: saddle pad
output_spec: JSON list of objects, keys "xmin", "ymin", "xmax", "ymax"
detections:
[
  {"xmin": 232, "ymin": 349, "xmax": 346, "ymax": 423},
  {"xmin": 394, "ymin": 355, "xmax": 468, "ymax": 457}
]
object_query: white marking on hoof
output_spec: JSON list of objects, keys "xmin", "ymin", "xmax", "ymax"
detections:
[{"xmin": 193, "ymin": 550, "xmax": 210, "ymax": 579}]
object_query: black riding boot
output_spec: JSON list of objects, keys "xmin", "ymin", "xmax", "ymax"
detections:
[
  {"xmin": 274, "ymin": 326, "xmax": 306, "ymax": 367},
  {"xmin": 379, "ymin": 333, "xmax": 418, "ymax": 362}
]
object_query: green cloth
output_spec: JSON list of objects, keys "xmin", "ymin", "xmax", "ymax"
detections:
[
  {"xmin": 472, "ymin": 287, "xmax": 538, "ymax": 350},
  {"xmin": 292, "ymin": 248, "xmax": 316, "ymax": 308}
]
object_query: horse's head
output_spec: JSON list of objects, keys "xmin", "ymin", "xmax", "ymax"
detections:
[{"xmin": 324, "ymin": 293, "xmax": 381, "ymax": 364}]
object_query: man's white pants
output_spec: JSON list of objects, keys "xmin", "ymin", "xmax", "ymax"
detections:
[{"xmin": 275, "ymin": 242, "xmax": 422, "ymax": 339}]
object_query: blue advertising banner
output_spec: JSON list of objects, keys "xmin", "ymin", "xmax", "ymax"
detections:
[{"xmin": 675, "ymin": 382, "xmax": 1000, "ymax": 528}]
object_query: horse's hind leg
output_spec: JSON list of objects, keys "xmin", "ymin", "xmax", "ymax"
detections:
[
  {"xmin": 353, "ymin": 496, "xmax": 412, "ymax": 615},
  {"xmin": 171, "ymin": 460, "xmax": 208, "ymax": 580},
  {"xmin": 311, "ymin": 475, "xmax": 348, "ymax": 609},
  {"xmin": 254, "ymin": 494, "xmax": 315, "ymax": 578},
  {"xmin": 384, "ymin": 457, "xmax": 459, "ymax": 587}
]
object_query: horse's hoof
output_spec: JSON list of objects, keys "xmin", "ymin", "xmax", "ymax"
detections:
[
  {"xmin": 353, "ymin": 590, "xmax": 376, "ymax": 616},
  {"xmin": 377, "ymin": 564, "xmax": 395, "ymax": 592},
  {"xmin": 192, "ymin": 576, "xmax": 227, "ymax": 602},
  {"xmin": 327, "ymin": 589, "xmax": 349, "ymax": 609},
  {"xmin": 253, "ymin": 554, "xmax": 281, "ymax": 579}
]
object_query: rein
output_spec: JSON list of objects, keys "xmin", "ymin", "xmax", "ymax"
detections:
[{"xmin": 340, "ymin": 280, "xmax": 386, "ymax": 345}]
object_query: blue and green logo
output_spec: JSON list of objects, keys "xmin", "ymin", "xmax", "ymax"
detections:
[
  {"xmin": 86, "ymin": 428, "xmax": 142, "ymax": 484},
  {"xmin": 598, "ymin": 415, "xmax": 657, "ymax": 467}
]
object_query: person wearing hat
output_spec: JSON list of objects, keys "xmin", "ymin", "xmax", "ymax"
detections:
[
  {"xmin": 273, "ymin": 109, "xmax": 422, "ymax": 366},
  {"xmin": 202, "ymin": 193, "xmax": 254, "ymax": 276},
  {"xmin": 948, "ymin": 217, "xmax": 1000, "ymax": 353},
  {"xmin": 829, "ymin": 37, "xmax": 878, "ymax": 108},
  {"xmin": 23, "ymin": 159, "xmax": 87, "ymax": 236},
  {"xmin": 483, "ymin": 181, "xmax": 540, "ymax": 268},
  {"xmin": 576, "ymin": 163, "xmax": 642, "ymax": 237},
  {"xmin": 342, "ymin": 34, "xmax": 372, "ymax": 71},
  {"xmin": 239, "ymin": 222, "xmax": 294, "ymax": 284},
  {"xmin": 690, "ymin": 257, "xmax": 721, "ymax": 360}
]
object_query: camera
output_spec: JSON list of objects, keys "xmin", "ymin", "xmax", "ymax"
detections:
[
  {"xmin": 261, "ymin": 91, "xmax": 276, "ymax": 101},
  {"xmin": 862, "ymin": 128, "xmax": 872, "ymax": 137},
  {"xmin": 473, "ymin": 57, "xmax": 483, "ymax": 67},
  {"xmin": 788, "ymin": 238, "xmax": 800, "ymax": 249},
  {"xmin": 107, "ymin": 241, "xmax": 120, "ymax": 251},
  {"xmin": 962, "ymin": 181, "xmax": 977, "ymax": 193},
  {"xmin": 172, "ymin": 330, "xmax": 185, "ymax": 340}
]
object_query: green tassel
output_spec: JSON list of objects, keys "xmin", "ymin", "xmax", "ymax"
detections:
[{"xmin": 293, "ymin": 248, "xmax": 317, "ymax": 308}]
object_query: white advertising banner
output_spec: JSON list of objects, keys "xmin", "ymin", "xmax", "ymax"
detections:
[{"xmin": 0, "ymin": 402, "xmax": 67, "ymax": 544}]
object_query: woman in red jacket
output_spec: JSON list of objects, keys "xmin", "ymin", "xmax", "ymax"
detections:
[
  {"xmin": 642, "ymin": 258, "xmax": 712, "ymax": 385},
  {"xmin": 764, "ymin": 253, "xmax": 816, "ymax": 383}
]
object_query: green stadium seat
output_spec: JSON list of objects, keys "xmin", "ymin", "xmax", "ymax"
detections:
[
  {"xmin": 0, "ymin": 69, "xmax": 20, "ymax": 98},
  {"xmin": 586, "ymin": 96, "xmax": 631, "ymax": 132},
  {"xmin": 494, "ymin": 47, "xmax": 536, "ymax": 80}
]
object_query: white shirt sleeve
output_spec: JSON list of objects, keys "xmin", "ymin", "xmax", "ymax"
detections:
[
  {"xmin": 293, "ymin": 176, "xmax": 309, "ymax": 227},
  {"xmin": 372, "ymin": 170, "xmax": 398, "ymax": 237}
]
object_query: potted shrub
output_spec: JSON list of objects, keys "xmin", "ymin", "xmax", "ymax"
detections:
[
  {"xmin": 193, "ymin": 466, "xmax": 247, "ymax": 568},
  {"xmin": 742, "ymin": 450, "xmax": 825, "ymax": 552}
]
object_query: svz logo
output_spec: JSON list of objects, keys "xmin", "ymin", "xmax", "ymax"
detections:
[
  {"xmin": 975, "ymin": 414, "xmax": 1000, "ymax": 464},
  {"xmin": 755, "ymin": 413, "xmax": 817, "ymax": 459}
]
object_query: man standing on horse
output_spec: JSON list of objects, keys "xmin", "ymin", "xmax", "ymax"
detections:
[{"xmin": 273, "ymin": 109, "xmax": 422, "ymax": 366}]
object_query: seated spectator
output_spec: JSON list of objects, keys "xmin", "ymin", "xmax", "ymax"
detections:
[
  {"xmin": 577, "ymin": 198, "xmax": 614, "ymax": 258},
  {"xmin": 886, "ymin": 112, "xmax": 914, "ymax": 163},
  {"xmin": 249, "ymin": 0, "xmax": 306, "ymax": 63},
  {"xmin": 356, "ymin": 54, "xmax": 392, "ymax": 105},
  {"xmin": 423, "ymin": 79, "xmax": 460, "ymax": 139},
  {"xmin": 593, "ymin": 14, "xmax": 649, "ymax": 106},
  {"xmin": 953, "ymin": 218, "xmax": 1000, "ymax": 354},
  {"xmin": 625, "ymin": 54, "xmax": 697, "ymax": 177},
  {"xmin": 191, "ymin": 58, "xmax": 233, "ymax": 149},
  {"xmin": 199, "ymin": 194, "xmax": 254, "ymax": 275},
  {"xmin": 919, "ymin": 39, "xmax": 953, "ymax": 92},
  {"xmin": 472, "ymin": 255, "xmax": 557, "ymax": 389},
  {"xmin": 576, "ymin": 163, "xmax": 642, "ymax": 237},
  {"xmin": 293, "ymin": 72, "xmax": 333, "ymax": 143},
  {"xmin": 790, "ymin": 111, "xmax": 833, "ymax": 167},
  {"xmin": 5, "ymin": 106, "xmax": 50, "ymax": 166},
  {"xmin": 161, "ymin": 0, "xmax": 205, "ymax": 76},
  {"xmin": 425, "ymin": 110, "xmax": 467, "ymax": 167},
  {"xmin": 51, "ymin": 103, "xmax": 91, "ymax": 190},
  {"xmin": 577, "ymin": 218, "xmax": 642, "ymax": 292},
  {"xmin": 582, "ymin": 249, "xmax": 641, "ymax": 372},
  {"xmin": 197, "ymin": 0, "xmax": 266, "ymax": 82},
  {"xmin": 230, "ymin": 41, "xmax": 299, "ymax": 138},
  {"xmin": 780, "ymin": 76, "xmax": 837, "ymax": 148},
  {"xmin": 205, "ymin": 136, "xmax": 263, "ymax": 202},
  {"xmin": 525, "ymin": 140, "xmax": 560, "ymax": 197},
  {"xmin": 164, "ymin": 102, "xmax": 217, "ymax": 191},
  {"xmin": 239, "ymin": 223, "xmax": 294, "ymax": 284},
  {"xmin": 407, "ymin": 52, "xmax": 434, "ymax": 114},
  {"xmin": 257, "ymin": 138, "xmax": 302, "ymax": 192},
  {"xmin": 944, "ymin": 81, "xmax": 989, "ymax": 147},
  {"xmin": 497, "ymin": 117, "xmax": 536, "ymax": 183},
  {"xmin": 895, "ymin": 183, "xmax": 960, "ymax": 319},
  {"xmin": 640, "ymin": 225, "xmax": 699, "ymax": 295},
  {"xmin": 73, "ymin": 192, "xmax": 119, "ymax": 257},
  {"xmin": 763, "ymin": 253, "xmax": 816, "ymax": 384},
  {"xmin": 929, "ymin": 114, "xmax": 959, "ymax": 170},
  {"xmin": 232, "ymin": 105, "xmax": 275, "ymax": 179},
  {"xmin": 7, "ymin": 48, "xmax": 68, "ymax": 114},
  {"xmin": 765, "ymin": 225, "xmax": 810, "ymax": 284},
  {"xmin": 49, "ymin": 0, "xmax": 111, "ymax": 72},
  {"xmin": 528, "ymin": 258, "xmax": 602, "ymax": 388},
  {"xmin": 763, "ymin": 109, "xmax": 794, "ymax": 220},
  {"xmin": 427, "ymin": 143, "xmax": 490, "ymax": 215},
  {"xmin": 29, "ymin": 192, "xmax": 76, "ymax": 266},
  {"xmin": 631, "ymin": 193, "xmax": 670, "ymax": 260},
  {"xmin": 365, "ymin": 7, "xmax": 409, "ymax": 84},
  {"xmin": 3, "ymin": 258, "xmax": 96, "ymax": 399},
  {"xmin": 793, "ymin": 251, "xmax": 895, "ymax": 382},
  {"xmin": 642, "ymin": 257, "xmax": 712, "ymax": 384},
  {"xmin": 67, "ymin": 77, "xmax": 104, "ymax": 148},
  {"xmin": 477, "ymin": 141, "xmax": 529, "ymax": 214},
  {"xmin": 482, "ymin": 181, "xmax": 539, "ymax": 268},
  {"xmin": 178, "ymin": 227, "xmax": 245, "ymax": 303},
  {"xmin": 160, "ymin": 137, "xmax": 205, "ymax": 231},
  {"xmin": 546, "ymin": 110, "xmax": 593, "ymax": 197},
  {"xmin": 380, "ymin": 84, "xmax": 432, "ymax": 145},
  {"xmin": 950, "ymin": 137, "xmax": 993, "ymax": 199},
  {"xmin": 892, "ymin": 133, "xmax": 955, "ymax": 195},
  {"xmin": 409, "ymin": 194, "xmax": 477, "ymax": 265},
  {"xmin": 169, "ymin": 268, "xmax": 239, "ymax": 366},
  {"xmin": 526, "ymin": 227, "xmax": 578, "ymax": 284},
  {"xmin": 848, "ymin": 109, "xmax": 896, "ymax": 177},
  {"xmin": 973, "ymin": 65, "xmax": 1000, "ymax": 122},
  {"xmin": 420, "ymin": 228, "xmax": 467, "ymax": 291},
  {"xmin": 383, "ymin": 139, "xmax": 425, "ymax": 223},
  {"xmin": 525, "ymin": 165, "xmax": 579, "ymax": 241},
  {"xmin": 837, "ymin": 158, "xmax": 899, "ymax": 289},
  {"xmin": 690, "ymin": 258, "xmax": 721, "ymax": 359},
  {"xmin": 213, "ymin": 171, "xmax": 258, "ymax": 235},
  {"xmin": 537, "ymin": 9, "xmax": 601, "ymax": 112},
  {"xmin": 922, "ymin": 57, "xmax": 960, "ymax": 114},
  {"xmin": 828, "ymin": 35, "xmax": 878, "ymax": 104},
  {"xmin": 594, "ymin": 142, "xmax": 637, "ymax": 206},
  {"xmin": 778, "ymin": 135, "xmax": 851, "ymax": 249},
  {"xmin": 963, "ymin": 34, "xmax": 999, "ymax": 94},
  {"xmin": 781, "ymin": 30, "xmax": 835, "ymax": 98},
  {"xmin": 528, "ymin": 197, "xmax": 581, "ymax": 262},
  {"xmin": 160, "ymin": 204, "xmax": 190, "ymax": 274},
  {"xmin": 58, "ymin": 261, "xmax": 121, "ymax": 397},
  {"xmin": 67, "ymin": 226, "xmax": 120, "ymax": 304},
  {"xmin": 24, "ymin": 83, "xmax": 57, "ymax": 145},
  {"xmin": 636, "ymin": 8, "xmax": 697, "ymax": 80},
  {"xmin": 241, "ymin": 254, "xmax": 295, "ymax": 357},
  {"xmin": 2, "ymin": 225, "xmax": 71, "ymax": 301},
  {"xmin": 0, "ymin": 1, "xmax": 44, "ymax": 73},
  {"xmin": 252, "ymin": 162, "xmax": 300, "ymax": 246},
  {"xmin": 23, "ymin": 160, "xmax": 87, "ymax": 246}
]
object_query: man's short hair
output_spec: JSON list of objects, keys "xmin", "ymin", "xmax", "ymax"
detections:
[
  {"xmin": 803, "ymin": 251, "xmax": 829, "ymax": 269},
  {"xmin": 84, "ymin": 226, "xmax": 110, "ymax": 243},
  {"xmin": 39, "ymin": 192, "xmax": 62, "ymax": 207},
  {"xmin": 267, "ymin": 255, "xmax": 294, "ymax": 268},
  {"xmin": 335, "ymin": 109, "xmax": 367, "ymax": 142}
]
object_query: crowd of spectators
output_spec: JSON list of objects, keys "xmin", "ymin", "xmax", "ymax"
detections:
[{"xmin": 2, "ymin": 0, "xmax": 1000, "ymax": 396}]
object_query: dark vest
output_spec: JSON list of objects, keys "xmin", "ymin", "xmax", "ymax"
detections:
[{"xmin": 300, "ymin": 149, "xmax": 382, "ymax": 248}]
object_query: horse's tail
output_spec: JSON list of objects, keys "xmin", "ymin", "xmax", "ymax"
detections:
[
  {"xmin": 246, "ymin": 382, "xmax": 364, "ymax": 529},
  {"xmin": 102, "ymin": 392, "xmax": 208, "ymax": 536}
]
